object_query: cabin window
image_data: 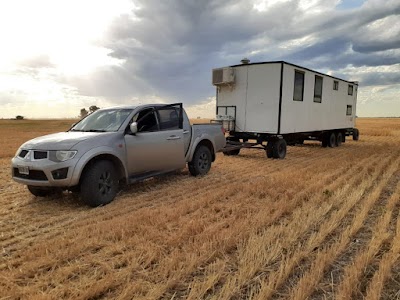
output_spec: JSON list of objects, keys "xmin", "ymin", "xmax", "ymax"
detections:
[
  {"xmin": 157, "ymin": 107, "xmax": 180, "ymax": 130},
  {"xmin": 333, "ymin": 80, "xmax": 339, "ymax": 91},
  {"xmin": 346, "ymin": 105, "xmax": 352, "ymax": 115},
  {"xmin": 348, "ymin": 84, "xmax": 353, "ymax": 95},
  {"xmin": 314, "ymin": 75, "xmax": 323, "ymax": 103},
  {"xmin": 293, "ymin": 70, "xmax": 304, "ymax": 101}
]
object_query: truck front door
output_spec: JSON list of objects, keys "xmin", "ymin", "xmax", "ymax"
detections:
[{"xmin": 124, "ymin": 105, "xmax": 186, "ymax": 175}]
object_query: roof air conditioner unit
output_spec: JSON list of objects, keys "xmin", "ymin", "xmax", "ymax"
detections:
[{"xmin": 212, "ymin": 67, "xmax": 235, "ymax": 86}]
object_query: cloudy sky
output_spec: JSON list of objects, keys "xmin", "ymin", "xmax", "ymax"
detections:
[{"xmin": 0, "ymin": 0, "xmax": 399, "ymax": 119}]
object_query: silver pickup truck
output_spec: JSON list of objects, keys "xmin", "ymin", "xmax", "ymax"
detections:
[{"xmin": 11, "ymin": 103, "xmax": 226, "ymax": 206}]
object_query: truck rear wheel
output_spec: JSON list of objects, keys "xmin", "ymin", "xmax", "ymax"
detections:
[
  {"xmin": 80, "ymin": 160, "xmax": 118, "ymax": 207},
  {"xmin": 189, "ymin": 145, "xmax": 212, "ymax": 176},
  {"xmin": 272, "ymin": 139, "xmax": 287, "ymax": 159}
]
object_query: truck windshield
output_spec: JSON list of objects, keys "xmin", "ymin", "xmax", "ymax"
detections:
[{"xmin": 71, "ymin": 109, "xmax": 133, "ymax": 132}]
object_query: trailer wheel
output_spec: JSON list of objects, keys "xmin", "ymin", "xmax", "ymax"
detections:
[
  {"xmin": 224, "ymin": 137, "xmax": 240, "ymax": 156},
  {"xmin": 80, "ymin": 160, "xmax": 119, "ymax": 207},
  {"xmin": 328, "ymin": 132, "xmax": 337, "ymax": 148},
  {"xmin": 189, "ymin": 145, "xmax": 212, "ymax": 176},
  {"xmin": 224, "ymin": 149, "xmax": 240, "ymax": 156},
  {"xmin": 336, "ymin": 132, "xmax": 343, "ymax": 147},
  {"xmin": 322, "ymin": 136, "xmax": 328, "ymax": 148},
  {"xmin": 272, "ymin": 139, "xmax": 287, "ymax": 159},
  {"xmin": 353, "ymin": 128, "xmax": 359, "ymax": 141},
  {"xmin": 266, "ymin": 142, "xmax": 273, "ymax": 158}
]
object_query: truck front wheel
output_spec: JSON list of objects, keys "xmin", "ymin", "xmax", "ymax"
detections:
[
  {"xmin": 80, "ymin": 160, "xmax": 118, "ymax": 207},
  {"xmin": 189, "ymin": 145, "xmax": 212, "ymax": 176}
]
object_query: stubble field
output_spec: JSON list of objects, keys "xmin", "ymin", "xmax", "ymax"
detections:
[{"xmin": 0, "ymin": 118, "xmax": 399, "ymax": 299}]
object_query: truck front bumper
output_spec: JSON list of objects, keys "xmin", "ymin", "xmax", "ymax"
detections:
[{"xmin": 11, "ymin": 156, "xmax": 80, "ymax": 188}]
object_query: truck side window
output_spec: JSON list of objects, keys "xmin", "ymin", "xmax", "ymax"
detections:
[
  {"xmin": 133, "ymin": 109, "xmax": 159, "ymax": 132},
  {"xmin": 157, "ymin": 108, "xmax": 180, "ymax": 130}
]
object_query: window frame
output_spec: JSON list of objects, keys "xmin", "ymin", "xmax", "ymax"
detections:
[
  {"xmin": 333, "ymin": 80, "xmax": 339, "ymax": 91},
  {"xmin": 346, "ymin": 105, "xmax": 352, "ymax": 116},
  {"xmin": 313, "ymin": 75, "xmax": 323, "ymax": 103},
  {"xmin": 293, "ymin": 70, "xmax": 305, "ymax": 102},
  {"xmin": 348, "ymin": 84, "xmax": 353, "ymax": 96},
  {"xmin": 156, "ymin": 107, "xmax": 181, "ymax": 131}
]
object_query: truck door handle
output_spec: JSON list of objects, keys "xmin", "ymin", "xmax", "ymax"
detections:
[
  {"xmin": 183, "ymin": 130, "xmax": 190, "ymax": 134},
  {"xmin": 167, "ymin": 135, "xmax": 181, "ymax": 140}
]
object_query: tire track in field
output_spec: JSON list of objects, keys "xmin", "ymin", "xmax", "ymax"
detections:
[
  {"xmin": 281, "ymin": 155, "xmax": 400, "ymax": 300},
  {"xmin": 334, "ymin": 176, "xmax": 400, "ymax": 300},
  {"xmin": 207, "ymin": 153, "xmax": 389, "ymax": 300},
  {"xmin": 94, "ymin": 148, "xmax": 385, "ymax": 300},
  {"xmin": 161, "ymin": 151, "xmax": 387, "ymax": 299},
  {"xmin": 311, "ymin": 171, "xmax": 400, "ymax": 299}
]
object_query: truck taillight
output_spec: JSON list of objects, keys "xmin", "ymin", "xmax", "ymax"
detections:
[{"xmin": 221, "ymin": 127, "xmax": 226, "ymax": 135}]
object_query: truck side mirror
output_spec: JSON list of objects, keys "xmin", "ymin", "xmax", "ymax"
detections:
[{"xmin": 130, "ymin": 122, "xmax": 138, "ymax": 134}]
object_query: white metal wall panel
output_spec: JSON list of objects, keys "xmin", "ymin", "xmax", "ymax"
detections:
[
  {"xmin": 280, "ymin": 64, "xmax": 357, "ymax": 134},
  {"xmin": 217, "ymin": 61, "xmax": 357, "ymax": 135},
  {"xmin": 244, "ymin": 64, "xmax": 281, "ymax": 133}
]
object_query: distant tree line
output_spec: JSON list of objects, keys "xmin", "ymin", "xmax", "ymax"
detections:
[{"xmin": 79, "ymin": 105, "xmax": 100, "ymax": 118}]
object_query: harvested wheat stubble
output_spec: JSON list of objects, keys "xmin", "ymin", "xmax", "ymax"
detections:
[{"xmin": 0, "ymin": 118, "xmax": 400, "ymax": 300}]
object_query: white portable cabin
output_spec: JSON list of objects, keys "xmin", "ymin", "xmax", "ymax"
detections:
[{"xmin": 213, "ymin": 61, "xmax": 358, "ymax": 135}]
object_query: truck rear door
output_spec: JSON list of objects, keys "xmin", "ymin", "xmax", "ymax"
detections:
[{"xmin": 125, "ymin": 104, "xmax": 186, "ymax": 174}]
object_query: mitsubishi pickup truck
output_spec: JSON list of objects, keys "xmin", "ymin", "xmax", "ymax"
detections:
[{"xmin": 11, "ymin": 103, "xmax": 226, "ymax": 206}]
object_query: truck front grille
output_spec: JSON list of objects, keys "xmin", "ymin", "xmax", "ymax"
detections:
[{"xmin": 13, "ymin": 168, "xmax": 48, "ymax": 181}]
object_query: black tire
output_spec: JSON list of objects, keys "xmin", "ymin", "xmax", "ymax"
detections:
[
  {"xmin": 224, "ymin": 137, "xmax": 240, "ymax": 156},
  {"xmin": 353, "ymin": 128, "xmax": 359, "ymax": 141},
  {"xmin": 266, "ymin": 141, "xmax": 273, "ymax": 158},
  {"xmin": 322, "ymin": 136, "xmax": 328, "ymax": 148},
  {"xmin": 223, "ymin": 148, "xmax": 240, "ymax": 156},
  {"xmin": 80, "ymin": 160, "xmax": 118, "ymax": 207},
  {"xmin": 336, "ymin": 132, "xmax": 343, "ymax": 147},
  {"xmin": 189, "ymin": 145, "xmax": 212, "ymax": 176},
  {"xmin": 328, "ymin": 132, "xmax": 337, "ymax": 148},
  {"xmin": 272, "ymin": 139, "xmax": 287, "ymax": 159},
  {"xmin": 27, "ymin": 186, "xmax": 60, "ymax": 197}
]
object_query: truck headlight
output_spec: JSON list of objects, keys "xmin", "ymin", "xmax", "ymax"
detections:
[{"xmin": 49, "ymin": 150, "xmax": 77, "ymax": 162}]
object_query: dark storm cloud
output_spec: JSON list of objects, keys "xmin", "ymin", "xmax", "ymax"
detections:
[
  {"xmin": 70, "ymin": 0, "xmax": 400, "ymax": 103},
  {"xmin": 358, "ymin": 71, "xmax": 400, "ymax": 86}
]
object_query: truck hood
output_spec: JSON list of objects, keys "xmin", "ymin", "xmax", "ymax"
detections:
[{"xmin": 21, "ymin": 132, "xmax": 107, "ymax": 150}]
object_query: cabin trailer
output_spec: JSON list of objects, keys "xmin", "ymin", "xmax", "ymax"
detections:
[{"xmin": 212, "ymin": 60, "xmax": 359, "ymax": 159}]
